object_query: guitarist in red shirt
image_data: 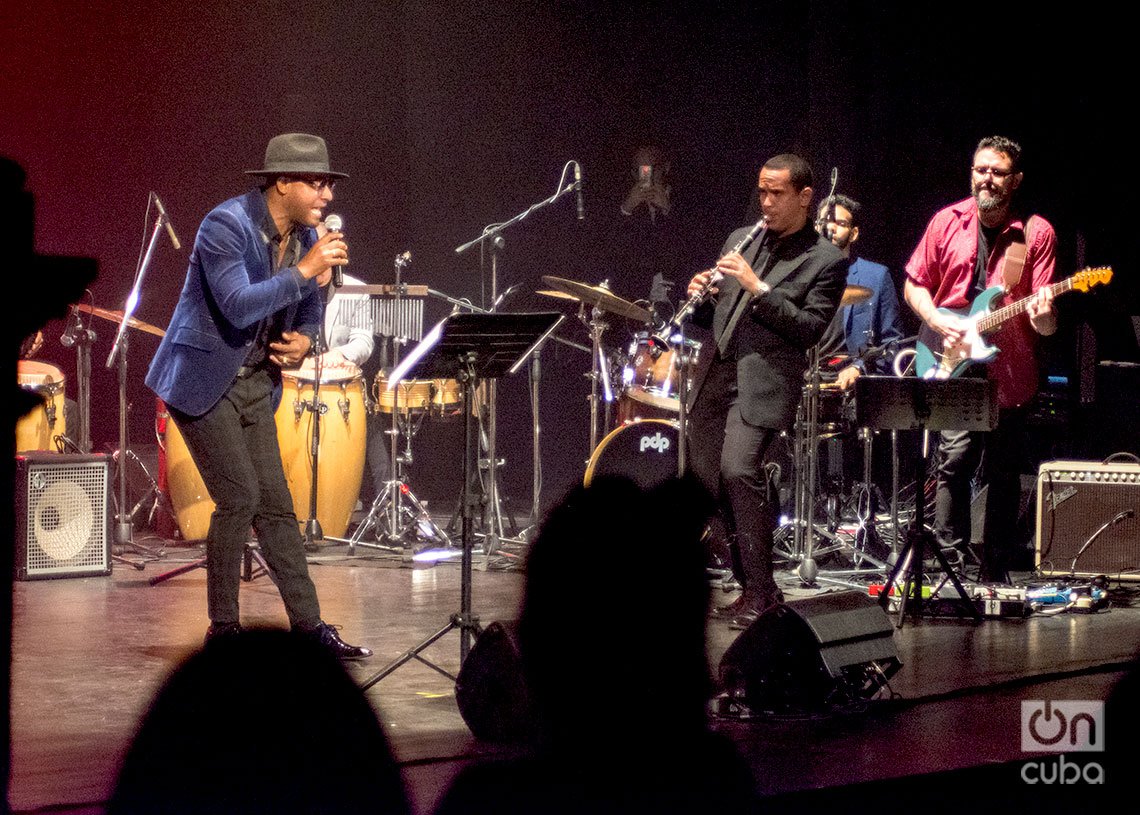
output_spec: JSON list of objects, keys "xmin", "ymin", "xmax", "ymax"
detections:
[{"xmin": 904, "ymin": 135, "xmax": 1057, "ymax": 583}]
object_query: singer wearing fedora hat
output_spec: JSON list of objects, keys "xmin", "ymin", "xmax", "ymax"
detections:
[{"xmin": 146, "ymin": 133, "xmax": 371, "ymax": 659}]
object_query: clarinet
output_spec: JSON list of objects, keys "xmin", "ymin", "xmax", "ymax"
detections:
[{"xmin": 651, "ymin": 215, "xmax": 768, "ymax": 350}]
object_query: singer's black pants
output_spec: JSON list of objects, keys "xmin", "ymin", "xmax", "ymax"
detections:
[
  {"xmin": 170, "ymin": 368, "xmax": 321, "ymax": 628},
  {"xmin": 688, "ymin": 356, "xmax": 782, "ymax": 608}
]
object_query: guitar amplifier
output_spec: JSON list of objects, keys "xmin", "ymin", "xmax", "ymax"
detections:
[
  {"xmin": 1035, "ymin": 460, "xmax": 1140, "ymax": 580},
  {"xmin": 15, "ymin": 452, "xmax": 112, "ymax": 580}
]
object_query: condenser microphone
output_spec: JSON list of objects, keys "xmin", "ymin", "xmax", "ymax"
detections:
[
  {"xmin": 60, "ymin": 306, "xmax": 81, "ymax": 348},
  {"xmin": 574, "ymin": 163, "xmax": 585, "ymax": 220},
  {"xmin": 324, "ymin": 214, "xmax": 344, "ymax": 287},
  {"xmin": 152, "ymin": 193, "xmax": 182, "ymax": 250}
]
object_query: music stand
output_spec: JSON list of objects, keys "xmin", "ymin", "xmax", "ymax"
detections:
[
  {"xmin": 854, "ymin": 376, "xmax": 996, "ymax": 626},
  {"xmin": 359, "ymin": 310, "xmax": 563, "ymax": 691}
]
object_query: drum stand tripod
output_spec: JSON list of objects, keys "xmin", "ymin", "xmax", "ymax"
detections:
[
  {"xmin": 343, "ymin": 256, "xmax": 450, "ymax": 557},
  {"xmin": 343, "ymin": 391, "xmax": 452, "ymax": 557}
]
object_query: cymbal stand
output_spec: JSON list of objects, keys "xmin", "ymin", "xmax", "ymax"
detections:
[
  {"xmin": 583, "ymin": 302, "xmax": 610, "ymax": 457},
  {"xmin": 298, "ymin": 313, "xmax": 328, "ymax": 549},
  {"xmin": 65, "ymin": 300, "xmax": 95, "ymax": 453}
]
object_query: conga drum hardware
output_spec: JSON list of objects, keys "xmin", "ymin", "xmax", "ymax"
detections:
[{"xmin": 16, "ymin": 361, "xmax": 68, "ymax": 452}]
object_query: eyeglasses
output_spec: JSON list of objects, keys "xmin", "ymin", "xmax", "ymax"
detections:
[
  {"xmin": 971, "ymin": 166, "xmax": 1013, "ymax": 179},
  {"xmin": 817, "ymin": 217, "xmax": 853, "ymax": 228},
  {"xmin": 292, "ymin": 177, "xmax": 337, "ymax": 193}
]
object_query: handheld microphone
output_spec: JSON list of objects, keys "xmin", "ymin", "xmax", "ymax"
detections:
[
  {"xmin": 152, "ymin": 193, "xmax": 182, "ymax": 250},
  {"xmin": 324, "ymin": 214, "xmax": 344, "ymax": 287},
  {"xmin": 574, "ymin": 163, "xmax": 585, "ymax": 220}
]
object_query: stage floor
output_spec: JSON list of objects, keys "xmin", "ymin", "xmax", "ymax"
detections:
[{"xmin": 9, "ymin": 527, "xmax": 1140, "ymax": 814}]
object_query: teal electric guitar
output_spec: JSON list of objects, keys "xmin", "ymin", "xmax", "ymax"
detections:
[{"xmin": 915, "ymin": 267, "xmax": 1113, "ymax": 380}]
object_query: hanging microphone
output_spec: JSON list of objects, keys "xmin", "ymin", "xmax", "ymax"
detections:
[
  {"xmin": 324, "ymin": 214, "xmax": 344, "ymax": 287},
  {"xmin": 574, "ymin": 163, "xmax": 585, "ymax": 220},
  {"xmin": 152, "ymin": 193, "xmax": 182, "ymax": 250}
]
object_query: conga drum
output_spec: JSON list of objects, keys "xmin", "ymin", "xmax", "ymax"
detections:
[
  {"xmin": 275, "ymin": 362, "xmax": 367, "ymax": 539},
  {"xmin": 156, "ymin": 397, "xmax": 214, "ymax": 542},
  {"xmin": 16, "ymin": 360, "xmax": 68, "ymax": 452}
]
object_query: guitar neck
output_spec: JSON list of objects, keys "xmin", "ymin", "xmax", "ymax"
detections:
[{"xmin": 975, "ymin": 277, "xmax": 1073, "ymax": 335}]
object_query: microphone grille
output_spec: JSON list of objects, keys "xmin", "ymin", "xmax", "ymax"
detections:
[{"xmin": 324, "ymin": 214, "xmax": 343, "ymax": 232}]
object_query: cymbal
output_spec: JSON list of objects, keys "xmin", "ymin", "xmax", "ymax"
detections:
[
  {"xmin": 536, "ymin": 289, "xmax": 580, "ymax": 302},
  {"xmin": 540, "ymin": 276, "xmax": 651, "ymax": 322},
  {"xmin": 841, "ymin": 285, "xmax": 873, "ymax": 306},
  {"xmin": 76, "ymin": 303, "xmax": 166, "ymax": 338}
]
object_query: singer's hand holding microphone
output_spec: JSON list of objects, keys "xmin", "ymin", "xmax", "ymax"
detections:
[{"xmin": 298, "ymin": 214, "xmax": 348, "ymax": 285}]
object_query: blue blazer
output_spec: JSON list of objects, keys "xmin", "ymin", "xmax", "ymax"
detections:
[
  {"xmin": 842, "ymin": 257, "xmax": 904, "ymax": 373},
  {"xmin": 146, "ymin": 189, "xmax": 323, "ymax": 417}
]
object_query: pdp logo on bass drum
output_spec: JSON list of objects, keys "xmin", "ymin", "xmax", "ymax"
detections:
[{"xmin": 639, "ymin": 431, "xmax": 671, "ymax": 453}]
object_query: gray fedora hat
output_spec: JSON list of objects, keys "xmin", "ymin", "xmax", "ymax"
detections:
[{"xmin": 245, "ymin": 133, "xmax": 348, "ymax": 179}]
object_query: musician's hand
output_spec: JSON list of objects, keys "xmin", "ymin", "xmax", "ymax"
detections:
[
  {"xmin": 715, "ymin": 252, "xmax": 768, "ymax": 296},
  {"xmin": 21, "ymin": 330, "xmax": 44, "ymax": 359},
  {"xmin": 687, "ymin": 269, "xmax": 719, "ymax": 299},
  {"xmin": 269, "ymin": 330, "xmax": 313, "ymax": 369},
  {"xmin": 836, "ymin": 365, "xmax": 861, "ymax": 391},
  {"xmin": 927, "ymin": 309, "xmax": 967, "ymax": 345},
  {"xmin": 1027, "ymin": 286, "xmax": 1057, "ymax": 335},
  {"xmin": 297, "ymin": 231, "xmax": 348, "ymax": 281}
]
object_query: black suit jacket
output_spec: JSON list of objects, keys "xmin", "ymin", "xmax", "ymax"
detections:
[{"xmin": 689, "ymin": 221, "xmax": 847, "ymax": 430}]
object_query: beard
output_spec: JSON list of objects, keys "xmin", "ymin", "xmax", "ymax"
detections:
[{"xmin": 973, "ymin": 181, "xmax": 1008, "ymax": 213}]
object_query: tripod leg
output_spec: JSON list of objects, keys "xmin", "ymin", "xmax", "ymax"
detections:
[{"xmin": 149, "ymin": 556, "xmax": 207, "ymax": 586}]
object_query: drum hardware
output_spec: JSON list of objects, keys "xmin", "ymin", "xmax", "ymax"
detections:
[
  {"xmin": 103, "ymin": 193, "xmax": 176, "ymax": 565},
  {"xmin": 338, "ymin": 253, "xmax": 451, "ymax": 557},
  {"xmin": 541, "ymin": 275, "xmax": 652, "ymax": 456},
  {"xmin": 63, "ymin": 300, "xmax": 98, "ymax": 453}
]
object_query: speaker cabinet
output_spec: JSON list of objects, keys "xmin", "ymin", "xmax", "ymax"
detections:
[
  {"xmin": 718, "ymin": 590, "xmax": 900, "ymax": 714},
  {"xmin": 1036, "ymin": 459, "xmax": 1140, "ymax": 580},
  {"xmin": 454, "ymin": 621, "xmax": 534, "ymax": 743},
  {"xmin": 15, "ymin": 452, "xmax": 112, "ymax": 580}
]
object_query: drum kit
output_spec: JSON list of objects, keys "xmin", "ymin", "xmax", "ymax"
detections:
[{"xmin": 538, "ymin": 275, "xmax": 699, "ymax": 487}]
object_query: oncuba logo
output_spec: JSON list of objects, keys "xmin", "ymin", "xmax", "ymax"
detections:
[
  {"xmin": 639, "ymin": 431, "xmax": 671, "ymax": 453},
  {"xmin": 1020, "ymin": 701, "xmax": 1104, "ymax": 785}
]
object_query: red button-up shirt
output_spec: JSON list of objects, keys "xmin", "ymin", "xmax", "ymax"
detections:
[{"xmin": 906, "ymin": 197, "xmax": 1056, "ymax": 408}]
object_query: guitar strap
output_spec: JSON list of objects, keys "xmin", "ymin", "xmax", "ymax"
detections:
[{"xmin": 1001, "ymin": 214, "xmax": 1037, "ymax": 289}]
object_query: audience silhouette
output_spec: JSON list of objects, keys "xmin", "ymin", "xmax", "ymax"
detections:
[
  {"xmin": 108, "ymin": 627, "xmax": 409, "ymax": 815},
  {"xmin": 435, "ymin": 474, "xmax": 756, "ymax": 815}
]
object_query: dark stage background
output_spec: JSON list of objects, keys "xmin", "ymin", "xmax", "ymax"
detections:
[{"xmin": 4, "ymin": 1, "xmax": 1137, "ymax": 517}]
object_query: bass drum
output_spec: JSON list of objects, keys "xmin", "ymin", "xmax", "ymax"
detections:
[{"xmin": 584, "ymin": 419, "xmax": 679, "ymax": 490}]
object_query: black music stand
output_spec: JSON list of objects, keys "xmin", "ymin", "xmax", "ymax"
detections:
[
  {"xmin": 359, "ymin": 311, "xmax": 563, "ymax": 691},
  {"xmin": 854, "ymin": 376, "xmax": 997, "ymax": 626}
]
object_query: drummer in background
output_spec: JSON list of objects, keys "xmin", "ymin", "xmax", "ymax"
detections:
[
  {"xmin": 145, "ymin": 132, "xmax": 371, "ymax": 660},
  {"xmin": 814, "ymin": 194, "xmax": 905, "ymax": 388}
]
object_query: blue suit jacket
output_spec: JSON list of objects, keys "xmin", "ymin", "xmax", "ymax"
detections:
[
  {"xmin": 146, "ymin": 189, "xmax": 323, "ymax": 417},
  {"xmin": 842, "ymin": 257, "xmax": 904, "ymax": 374}
]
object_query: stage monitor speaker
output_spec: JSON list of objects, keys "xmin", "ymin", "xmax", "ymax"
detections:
[
  {"xmin": 718, "ymin": 590, "xmax": 900, "ymax": 714},
  {"xmin": 1036, "ymin": 459, "xmax": 1140, "ymax": 580},
  {"xmin": 454, "ymin": 620, "xmax": 535, "ymax": 743},
  {"xmin": 15, "ymin": 452, "xmax": 112, "ymax": 580}
]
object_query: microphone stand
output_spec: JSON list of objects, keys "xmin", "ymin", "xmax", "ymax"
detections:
[
  {"xmin": 300, "ymin": 291, "xmax": 330, "ymax": 550},
  {"xmin": 454, "ymin": 161, "xmax": 581, "ymax": 555},
  {"xmin": 106, "ymin": 206, "xmax": 170, "ymax": 563}
]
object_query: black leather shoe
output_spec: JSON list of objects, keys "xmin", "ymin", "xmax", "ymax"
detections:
[
  {"xmin": 727, "ymin": 594, "xmax": 783, "ymax": 630},
  {"xmin": 204, "ymin": 621, "xmax": 243, "ymax": 645},
  {"xmin": 710, "ymin": 594, "xmax": 748, "ymax": 619},
  {"xmin": 312, "ymin": 622, "xmax": 373, "ymax": 661}
]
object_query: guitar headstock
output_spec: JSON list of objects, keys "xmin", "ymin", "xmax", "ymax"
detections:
[{"xmin": 1071, "ymin": 266, "xmax": 1113, "ymax": 292}]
